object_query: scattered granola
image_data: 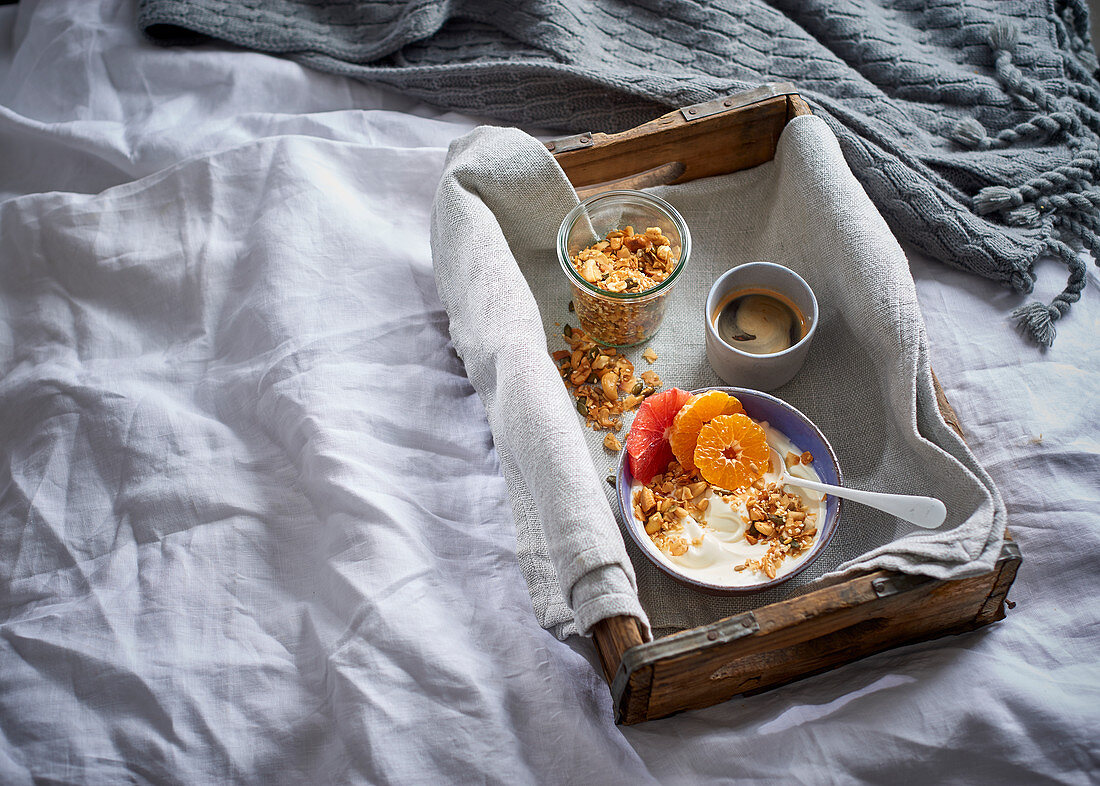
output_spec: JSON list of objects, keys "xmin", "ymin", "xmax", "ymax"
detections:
[
  {"xmin": 786, "ymin": 450, "xmax": 815, "ymax": 468},
  {"xmin": 603, "ymin": 433, "xmax": 623, "ymax": 451},
  {"xmin": 552, "ymin": 326, "xmax": 662, "ymax": 432},
  {"xmin": 642, "ymin": 347, "xmax": 658, "ymax": 363}
]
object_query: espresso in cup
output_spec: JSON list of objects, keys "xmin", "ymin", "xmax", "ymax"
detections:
[
  {"xmin": 712, "ymin": 288, "xmax": 808, "ymax": 355},
  {"xmin": 704, "ymin": 263, "xmax": 818, "ymax": 391}
]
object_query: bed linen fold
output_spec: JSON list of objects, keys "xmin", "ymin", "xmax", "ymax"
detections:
[{"xmin": 0, "ymin": 129, "xmax": 652, "ymax": 784}]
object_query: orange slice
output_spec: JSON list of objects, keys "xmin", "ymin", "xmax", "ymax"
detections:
[
  {"xmin": 669, "ymin": 390, "xmax": 745, "ymax": 473},
  {"xmin": 693, "ymin": 413, "xmax": 770, "ymax": 491},
  {"xmin": 721, "ymin": 397, "xmax": 745, "ymax": 417}
]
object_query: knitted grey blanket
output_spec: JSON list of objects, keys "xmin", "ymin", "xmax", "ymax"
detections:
[{"xmin": 139, "ymin": 0, "xmax": 1100, "ymax": 346}]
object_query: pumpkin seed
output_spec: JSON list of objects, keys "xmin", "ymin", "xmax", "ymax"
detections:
[
  {"xmin": 606, "ymin": 475, "xmax": 616, "ymax": 487},
  {"xmin": 632, "ymin": 381, "xmax": 644, "ymax": 395},
  {"xmin": 563, "ymin": 324, "xmax": 572, "ymax": 338},
  {"xmin": 568, "ymin": 300, "xmax": 574, "ymax": 312},
  {"xmin": 576, "ymin": 398, "xmax": 588, "ymax": 416}
]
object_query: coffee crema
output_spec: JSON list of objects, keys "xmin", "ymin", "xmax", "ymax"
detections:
[{"xmin": 712, "ymin": 288, "xmax": 807, "ymax": 355}]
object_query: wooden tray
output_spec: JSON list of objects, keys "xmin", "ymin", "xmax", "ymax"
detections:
[{"xmin": 548, "ymin": 83, "xmax": 1022, "ymax": 725}]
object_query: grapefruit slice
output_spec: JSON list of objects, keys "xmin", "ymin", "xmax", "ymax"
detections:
[
  {"xmin": 668, "ymin": 390, "xmax": 744, "ymax": 473},
  {"xmin": 694, "ymin": 413, "xmax": 770, "ymax": 491},
  {"xmin": 625, "ymin": 387, "xmax": 692, "ymax": 484}
]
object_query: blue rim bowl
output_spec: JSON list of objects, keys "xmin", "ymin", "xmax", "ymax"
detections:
[{"xmin": 616, "ymin": 387, "xmax": 843, "ymax": 595}]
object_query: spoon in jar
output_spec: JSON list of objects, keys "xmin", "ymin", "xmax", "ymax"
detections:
[{"xmin": 769, "ymin": 448, "xmax": 947, "ymax": 529}]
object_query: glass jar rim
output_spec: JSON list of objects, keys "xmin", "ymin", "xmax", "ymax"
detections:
[{"xmin": 557, "ymin": 189, "xmax": 691, "ymax": 301}]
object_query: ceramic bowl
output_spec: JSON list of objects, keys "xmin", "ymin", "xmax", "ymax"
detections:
[{"xmin": 616, "ymin": 386, "xmax": 843, "ymax": 594}]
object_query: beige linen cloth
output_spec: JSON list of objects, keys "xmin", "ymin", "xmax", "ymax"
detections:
[{"xmin": 431, "ymin": 115, "xmax": 1006, "ymax": 639}]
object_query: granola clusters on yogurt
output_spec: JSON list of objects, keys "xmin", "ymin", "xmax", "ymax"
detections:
[
  {"xmin": 632, "ymin": 463, "xmax": 818, "ymax": 581},
  {"xmin": 632, "ymin": 460, "xmax": 709, "ymax": 553},
  {"xmin": 568, "ymin": 226, "xmax": 681, "ymax": 346},
  {"xmin": 624, "ymin": 388, "xmax": 826, "ymax": 584},
  {"xmin": 730, "ymin": 477, "xmax": 818, "ymax": 579}
]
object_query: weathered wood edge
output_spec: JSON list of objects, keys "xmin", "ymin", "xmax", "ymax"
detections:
[
  {"xmin": 551, "ymin": 84, "xmax": 796, "ymax": 194},
  {"xmin": 787, "ymin": 94, "xmax": 812, "ymax": 119},
  {"xmin": 591, "ymin": 616, "xmax": 648, "ymax": 722},
  {"xmin": 592, "ymin": 616, "xmax": 645, "ymax": 683},
  {"xmin": 932, "ymin": 370, "xmax": 964, "ymax": 439},
  {"xmin": 610, "ymin": 541, "xmax": 1022, "ymax": 723},
  {"xmin": 646, "ymin": 570, "xmax": 1006, "ymax": 721},
  {"xmin": 975, "ymin": 539, "xmax": 1022, "ymax": 626}
]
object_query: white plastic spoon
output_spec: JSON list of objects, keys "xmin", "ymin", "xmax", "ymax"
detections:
[{"xmin": 770, "ymin": 448, "xmax": 947, "ymax": 529}]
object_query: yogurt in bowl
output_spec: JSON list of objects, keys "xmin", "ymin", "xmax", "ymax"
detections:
[{"xmin": 617, "ymin": 387, "xmax": 842, "ymax": 594}]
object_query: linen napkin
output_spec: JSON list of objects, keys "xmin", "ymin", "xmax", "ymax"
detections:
[{"xmin": 431, "ymin": 115, "xmax": 1006, "ymax": 639}]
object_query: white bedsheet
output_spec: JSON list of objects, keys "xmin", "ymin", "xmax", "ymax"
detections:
[{"xmin": 0, "ymin": 1, "xmax": 1096, "ymax": 784}]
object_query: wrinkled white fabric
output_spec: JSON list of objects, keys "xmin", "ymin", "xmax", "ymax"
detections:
[{"xmin": 0, "ymin": 0, "xmax": 1096, "ymax": 784}]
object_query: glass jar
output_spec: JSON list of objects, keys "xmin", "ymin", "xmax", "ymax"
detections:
[{"xmin": 557, "ymin": 190, "xmax": 691, "ymax": 347}]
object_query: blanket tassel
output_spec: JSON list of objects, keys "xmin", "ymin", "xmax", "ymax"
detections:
[
  {"xmin": 1011, "ymin": 239, "xmax": 1088, "ymax": 347},
  {"xmin": 953, "ymin": 15, "xmax": 1100, "ymax": 345}
]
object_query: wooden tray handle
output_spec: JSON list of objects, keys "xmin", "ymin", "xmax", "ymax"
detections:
[
  {"xmin": 548, "ymin": 84, "xmax": 811, "ymax": 198},
  {"xmin": 591, "ymin": 616, "xmax": 646, "ymax": 684}
]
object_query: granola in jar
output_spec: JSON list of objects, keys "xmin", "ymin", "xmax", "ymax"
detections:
[{"xmin": 557, "ymin": 190, "xmax": 690, "ymax": 347}]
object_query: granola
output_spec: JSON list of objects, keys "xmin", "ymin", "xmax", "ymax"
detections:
[
  {"xmin": 567, "ymin": 226, "xmax": 681, "ymax": 346},
  {"xmin": 729, "ymin": 477, "xmax": 817, "ymax": 579},
  {"xmin": 633, "ymin": 469, "xmax": 819, "ymax": 581},
  {"xmin": 570, "ymin": 226, "xmax": 675, "ymax": 293},
  {"xmin": 551, "ymin": 326, "xmax": 662, "ymax": 433}
]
